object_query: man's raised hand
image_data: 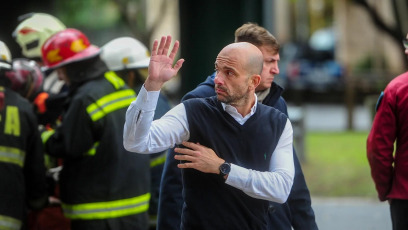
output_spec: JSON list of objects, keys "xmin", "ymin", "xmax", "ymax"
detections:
[{"xmin": 145, "ymin": 35, "xmax": 184, "ymax": 91}]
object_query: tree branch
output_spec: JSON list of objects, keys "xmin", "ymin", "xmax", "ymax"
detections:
[{"xmin": 352, "ymin": 0, "xmax": 408, "ymax": 68}]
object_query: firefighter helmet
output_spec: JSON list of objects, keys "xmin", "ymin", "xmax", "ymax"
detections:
[
  {"xmin": 0, "ymin": 41, "xmax": 12, "ymax": 70},
  {"xmin": 100, "ymin": 37, "xmax": 150, "ymax": 71},
  {"xmin": 6, "ymin": 58, "xmax": 44, "ymax": 99},
  {"xmin": 13, "ymin": 13, "xmax": 66, "ymax": 58},
  {"xmin": 41, "ymin": 28, "xmax": 100, "ymax": 69}
]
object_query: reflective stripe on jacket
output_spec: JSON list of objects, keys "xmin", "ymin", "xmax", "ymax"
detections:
[
  {"xmin": 62, "ymin": 193, "xmax": 150, "ymax": 220},
  {"xmin": 0, "ymin": 146, "xmax": 25, "ymax": 167},
  {"xmin": 87, "ymin": 89, "xmax": 135, "ymax": 122},
  {"xmin": 150, "ymin": 152, "xmax": 167, "ymax": 168}
]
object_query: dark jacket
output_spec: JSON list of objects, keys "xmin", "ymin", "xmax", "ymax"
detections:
[
  {"xmin": 0, "ymin": 87, "xmax": 48, "ymax": 229},
  {"xmin": 157, "ymin": 73, "xmax": 318, "ymax": 230},
  {"xmin": 367, "ymin": 71, "xmax": 408, "ymax": 202},
  {"xmin": 43, "ymin": 59, "xmax": 150, "ymax": 230}
]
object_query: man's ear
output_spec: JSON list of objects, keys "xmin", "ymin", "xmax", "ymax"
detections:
[{"xmin": 249, "ymin": 74, "xmax": 261, "ymax": 90}]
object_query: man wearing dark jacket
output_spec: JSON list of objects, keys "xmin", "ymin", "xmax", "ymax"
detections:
[
  {"xmin": 157, "ymin": 23, "xmax": 318, "ymax": 230},
  {"xmin": 40, "ymin": 29, "xmax": 151, "ymax": 230}
]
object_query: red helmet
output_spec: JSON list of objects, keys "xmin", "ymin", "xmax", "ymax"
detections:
[
  {"xmin": 41, "ymin": 28, "xmax": 100, "ymax": 70},
  {"xmin": 6, "ymin": 58, "xmax": 44, "ymax": 100}
]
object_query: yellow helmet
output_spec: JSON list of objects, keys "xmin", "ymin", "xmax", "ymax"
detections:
[
  {"xmin": 13, "ymin": 13, "xmax": 66, "ymax": 58},
  {"xmin": 0, "ymin": 41, "xmax": 12, "ymax": 70}
]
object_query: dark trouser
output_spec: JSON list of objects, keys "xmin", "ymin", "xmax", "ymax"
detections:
[{"xmin": 390, "ymin": 199, "xmax": 408, "ymax": 230}]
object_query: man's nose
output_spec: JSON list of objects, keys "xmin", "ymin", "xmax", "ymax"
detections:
[
  {"xmin": 272, "ymin": 65, "xmax": 280, "ymax": 75},
  {"xmin": 214, "ymin": 73, "xmax": 223, "ymax": 84}
]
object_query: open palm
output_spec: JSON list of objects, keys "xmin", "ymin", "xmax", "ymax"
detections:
[{"xmin": 146, "ymin": 35, "xmax": 184, "ymax": 90}]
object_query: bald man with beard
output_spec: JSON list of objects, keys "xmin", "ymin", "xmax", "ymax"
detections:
[{"xmin": 124, "ymin": 36, "xmax": 294, "ymax": 230}]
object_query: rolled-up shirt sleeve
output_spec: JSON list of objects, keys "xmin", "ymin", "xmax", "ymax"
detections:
[
  {"xmin": 225, "ymin": 119, "xmax": 295, "ymax": 203},
  {"xmin": 123, "ymin": 85, "xmax": 190, "ymax": 153}
]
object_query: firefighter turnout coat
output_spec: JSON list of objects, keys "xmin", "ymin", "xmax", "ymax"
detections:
[
  {"xmin": 0, "ymin": 87, "xmax": 48, "ymax": 230},
  {"xmin": 42, "ymin": 64, "xmax": 150, "ymax": 228}
]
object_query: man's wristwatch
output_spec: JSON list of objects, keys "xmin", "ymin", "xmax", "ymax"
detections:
[{"xmin": 219, "ymin": 161, "xmax": 231, "ymax": 177}]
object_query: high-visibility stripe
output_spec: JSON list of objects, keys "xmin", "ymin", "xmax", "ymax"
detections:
[
  {"xmin": 150, "ymin": 152, "xmax": 167, "ymax": 168},
  {"xmin": 104, "ymin": 71, "xmax": 125, "ymax": 90},
  {"xmin": 86, "ymin": 89, "xmax": 136, "ymax": 122},
  {"xmin": 85, "ymin": 142, "xmax": 99, "ymax": 156},
  {"xmin": 62, "ymin": 193, "xmax": 150, "ymax": 220},
  {"xmin": 41, "ymin": 129, "xmax": 55, "ymax": 145},
  {"xmin": 0, "ymin": 214, "xmax": 22, "ymax": 230},
  {"xmin": 0, "ymin": 146, "xmax": 25, "ymax": 167}
]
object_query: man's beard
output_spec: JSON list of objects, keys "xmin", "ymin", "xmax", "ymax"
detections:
[{"xmin": 216, "ymin": 85, "xmax": 250, "ymax": 105}]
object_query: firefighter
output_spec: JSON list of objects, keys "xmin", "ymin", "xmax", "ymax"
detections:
[
  {"xmin": 0, "ymin": 41, "xmax": 48, "ymax": 230},
  {"xmin": 6, "ymin": 58, "xmax": 71, "ymax": 230},
  {"xmin": 13, "ymin": 13, "xmax": 72, "ymax": 229},
  {"xmin": 13, "ymin": 12, "xmax": 68, "ymax": 126},
  {"xmin": 100, "ymin": 36, "xmax": 172, "ymax": 229},
  {"xmin": 40, "ymin": 28, "xmax": 151, "ymax": 230}
]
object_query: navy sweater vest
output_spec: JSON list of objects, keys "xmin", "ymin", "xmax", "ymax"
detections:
[{"xmin": 181, "ymin": 96, "xmax": 288, "ymax": 230}]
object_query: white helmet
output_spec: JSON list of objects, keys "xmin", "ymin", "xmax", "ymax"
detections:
[
  {"xmin": 13, "ymin": 13, "xmax": 66, "ymax": 58},
  {"xmin": 101, "ymin": 37, "xmax": 150, "ymax": 71},
  {"xmin": 0, "ymin": 41, "xmax": 12, "ymax": 70}
]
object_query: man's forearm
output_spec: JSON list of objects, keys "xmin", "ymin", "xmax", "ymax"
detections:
[
  {"xmin": 123, "ymin": 86, "xmax": 159, "ymax": 153},
  {"xmin": 123, "ymin": 85, "xmax": 190, "ymax": 154}
]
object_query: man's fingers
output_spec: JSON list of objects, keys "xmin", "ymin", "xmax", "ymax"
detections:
[
  {"xmin": 162, "ymin": 35, "xmax": 172, "ymax": 56},
  {"xmin": 174, "ymin": 154, "xmax": 195, "ymax": 162},
  {"xmin": 177, "ymin": 162, "xmax": 197, "ymax": 169},
  {"xmin": 151, "ymin": 39, "xmax": 158, "ymax": 56},
  {"xmin": 177, "ymin": 163, "xmax": 188, "ymax": 169},
  {"xmin": 174, "ymin": 146, "xmax": 195, "ymax": 155},
  {"xmin": 169, "ymin": 40, "xmax": 179, "ymax": 60},
  {"xmin": 173, "ymin": 59, "xmax": 184, "ymax": 73},
  {"xmin": 157, "ymin": 36, "xmax": 166, "ymax": 55},
  {"xmin": 181, "ymin": 141, "xmax": 201, "ymax": 150}
]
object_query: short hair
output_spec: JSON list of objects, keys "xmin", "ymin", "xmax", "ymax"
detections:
[{"xmin": 234, "ymin": 22, "xmax": 280, "ymax": 54}]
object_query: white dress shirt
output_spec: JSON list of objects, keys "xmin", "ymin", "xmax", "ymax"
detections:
[{"xmin": 123, "ymin": 86, "xmax": 295, "ymax": 203}]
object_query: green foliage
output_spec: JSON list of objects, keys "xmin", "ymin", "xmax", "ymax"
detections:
[
  {"xmin": 55, "ymin": 0, "xmax": 121, "ymax": 29},
  {"xmin": 302, "ymin": 131, "xmax": 378, "ymax": 198},
  {"xmin": 353, "ymin": 54, "xmax": 387, "ymax": 72}
]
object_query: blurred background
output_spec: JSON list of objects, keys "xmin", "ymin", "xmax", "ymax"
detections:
[{"xmin": 1, "ymin": 0, "xmax": 406, "ymax": 229}]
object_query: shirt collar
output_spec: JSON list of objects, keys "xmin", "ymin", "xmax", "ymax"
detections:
[{"xmin": 220, "ymin": 93, "xmax": 258, "ymax": 125}]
